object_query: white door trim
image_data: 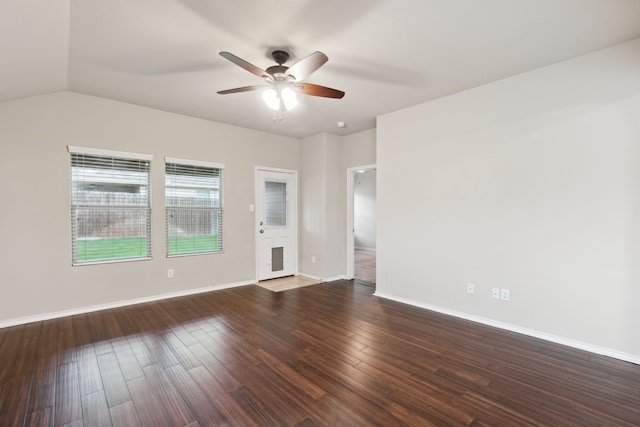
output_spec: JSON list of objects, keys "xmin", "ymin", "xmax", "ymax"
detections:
[
  {"xmin": 255, "ymin": 166, "xmax": 298, "ymax": 281},
  {"xmin": 346, "ymin": 164, "xmax": 376, "ymax": 280}
]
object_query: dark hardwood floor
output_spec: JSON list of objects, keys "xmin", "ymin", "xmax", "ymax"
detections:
[
  {"xmin": 1, "ymin": 280, "xmax": 639, "ymax": 426},
  {"xmin": 354, "ymin": 249, "xmax": 376, "ymax": 285}
]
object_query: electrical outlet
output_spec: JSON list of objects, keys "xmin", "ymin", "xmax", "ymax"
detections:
[
  {"xmin": 466, "ymin": 283, "xmax": 475, "ymax": 295},
  {"xmin": 501, "ymin": 288, "xmax": 510, "ymax": 301},
  {"xmin": 311, "ymin": 256, "xmax": 316, "ymax": 264},
  {"xmin": 492, "ymin": 288, "xmax": 501, "ymax": 299},
  {"xmin": 167, "ymin": 269, "xmax": 174, "ymax": 278}
]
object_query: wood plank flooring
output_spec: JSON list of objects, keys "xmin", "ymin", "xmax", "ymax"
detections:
[
  {"xmin": 354, "ymin": 249, "xmax": 376, "ymax": 284},
  {"xmin": 1, "ymin": 280, "xmax": 639, "ymax": 426}
]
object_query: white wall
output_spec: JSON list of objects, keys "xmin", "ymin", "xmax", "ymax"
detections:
[
  {"xmin": 377, "ymin": 38, "xmax": 640, "ymax": 361},
  {"xmin": 342, "ymin": 128, "xmax": 376, "ymax": 169},
  {"xmin": 299, "ymin": 132, "xmax": 346, "ymax": 280},
  {"xmin": 299, "ymin": 133, "xmax": 327, "ymax": 278},
  {"xmin": 325, "ymin": 133, "xmax": 346, "ymax": 278},
  {"xmin": 354, "ymin": 169, "xmax": 376, "ymax": 250},
  {"xmin": 0, "ymin": 91, "xmax": 300, "ymax": 323}
]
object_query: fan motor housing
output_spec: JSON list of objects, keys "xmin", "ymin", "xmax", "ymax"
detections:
[{"xmin": 266, "ymin": 65, "xmax": 289, "ymax": 76}]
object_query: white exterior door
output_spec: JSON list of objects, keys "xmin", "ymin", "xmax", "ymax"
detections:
[{"xmin": 256, "ymin": 168, "xmax": 297, "ymax": 281}]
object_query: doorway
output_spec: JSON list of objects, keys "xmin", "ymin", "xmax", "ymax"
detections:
[
  {"xmin": 347, "ymin": 165, "xmax": 376, "ymax": 284},
  {"xmin": 255, "ymin": 167, "xmax": 298, "ymax": 281}
]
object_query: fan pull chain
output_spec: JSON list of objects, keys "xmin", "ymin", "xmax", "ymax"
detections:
[{"xmin": 272, "ymin": 108, "xmax": 284, "ymax": 122}]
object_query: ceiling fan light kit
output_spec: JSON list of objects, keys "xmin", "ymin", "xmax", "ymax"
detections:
[
  {"xmin": 280, "ymin": 87, "xmax": 298, "ymax": 110},
  {"xmin": 262, "ymin": 86, "xmax": 298, "ymax": 111},
  {"xmin": 218, "ymin": 49, "xmax": 345, "ymax": 119},
  {"xmin": 262, "ymin": 88, "xmax": 280, "ymax": 110}
]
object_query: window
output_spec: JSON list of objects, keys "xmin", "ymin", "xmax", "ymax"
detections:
[
  {"xmin": 69, "ymin": 146, "xmax": 152, "ymax": 265},
  {"xmin": 264, "ymin": 181, "xmax": 288, "ymax": 227},
  {"xmin": 165, "ymin": 157, "xmax": 224, "ymax": 256}
]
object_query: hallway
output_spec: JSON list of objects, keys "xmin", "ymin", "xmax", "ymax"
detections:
[{"xmin": 354, "ymin": 248, "xmax": 376, "ymax": 284}]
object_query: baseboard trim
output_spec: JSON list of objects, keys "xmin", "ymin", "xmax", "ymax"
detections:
[
  {"xmin": 297, "ymin": 272, "xmax": 322, "ymax": 281},
  {"xmin": 323, "ymin": 275, "xmax": 347, "ymax": 282},
  {"xmin": 297, "ymin": 273, "xmax": 346, "ymax": 282},
  {"xmin": 0, "ymin": 279, "xmax": 255, "ymax": 329},
  {"xmin": 373, "ymin": 291, "xmax": 640, "ymax": 365}
]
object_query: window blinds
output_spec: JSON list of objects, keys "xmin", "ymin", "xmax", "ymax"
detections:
[
  {"xmin": 70, "ymin": 150, "xmax": 152, "ymax": 264},
  {"xmin": 165, "ymin": 159, "xmax": 224, "ymax": 256}
]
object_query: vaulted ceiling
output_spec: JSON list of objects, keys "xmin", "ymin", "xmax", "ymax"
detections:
[{"xmin": 2, "ymin": 0, "xmax": 640, "ymax": 138}]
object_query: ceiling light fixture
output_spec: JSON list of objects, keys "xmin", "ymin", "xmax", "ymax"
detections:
[
  {"xmin": 280, "ymin": 87, "xmax": 298, "ymax": 110},
  {"xmin": 262, "ymin": 86, "xmax": 298, "ymax": 117},
  {"xmin": 218, "ymin": 49, "xmax": 344, "ymax": 122},
  {"xmin": 262, "ymin": 88, "xmax": 280, "ymax": 110}
]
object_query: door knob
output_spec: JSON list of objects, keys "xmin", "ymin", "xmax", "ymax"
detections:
[{"xmin": 259, "ymin": 229, "xmax": 264, "ymax": 233}]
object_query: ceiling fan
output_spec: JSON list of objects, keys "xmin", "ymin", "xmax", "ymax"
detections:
[{"xmin": 217, "ymin": 50, "xmax": 345, "ymax": 113}]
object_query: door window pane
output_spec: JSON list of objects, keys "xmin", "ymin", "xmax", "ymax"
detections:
[{"xmin": 264, "ymin": 181, "xmax": 287, "ymax": 227}]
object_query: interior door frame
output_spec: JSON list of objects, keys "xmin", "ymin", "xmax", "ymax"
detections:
[
  {"xmin": 255, "ymin": 166, "xmax": 298, "ymax": 281},
  {"xmin": 346, "ymin": 164, "xmax": 376, "ymax": 280}
]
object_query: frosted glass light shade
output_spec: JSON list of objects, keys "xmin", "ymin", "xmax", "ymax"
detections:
[
  {"xmin": 262, "ymin": 88, "xmax": 280, "ymax": 110},
  {"xmin": 281, "ymin": 87, "xmax": 298, "ymax": 110},
  {"xmin": 262, "ymin": 86, "xmax": 298, "ymax": 111}
]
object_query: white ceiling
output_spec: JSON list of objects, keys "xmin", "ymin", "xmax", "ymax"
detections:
[{"xmin": 2, "ymin": 0, "xmax": 640, "ymax": 138}]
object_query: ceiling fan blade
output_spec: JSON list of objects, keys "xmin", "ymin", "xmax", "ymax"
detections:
[
  {"xmin": 296, "ymin": 83, "xmax": 345, "ymax": 99},
  {"xmin": 285, "ymin": 51, "xmax": 328, "ymax": 81},
  {"xmin": 217, "ymin": 85, "xmax": 266, "ymax": 95},
  {"xmin": 219, "ymin": 52, "xmax": 271, "ymax": 79}
]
